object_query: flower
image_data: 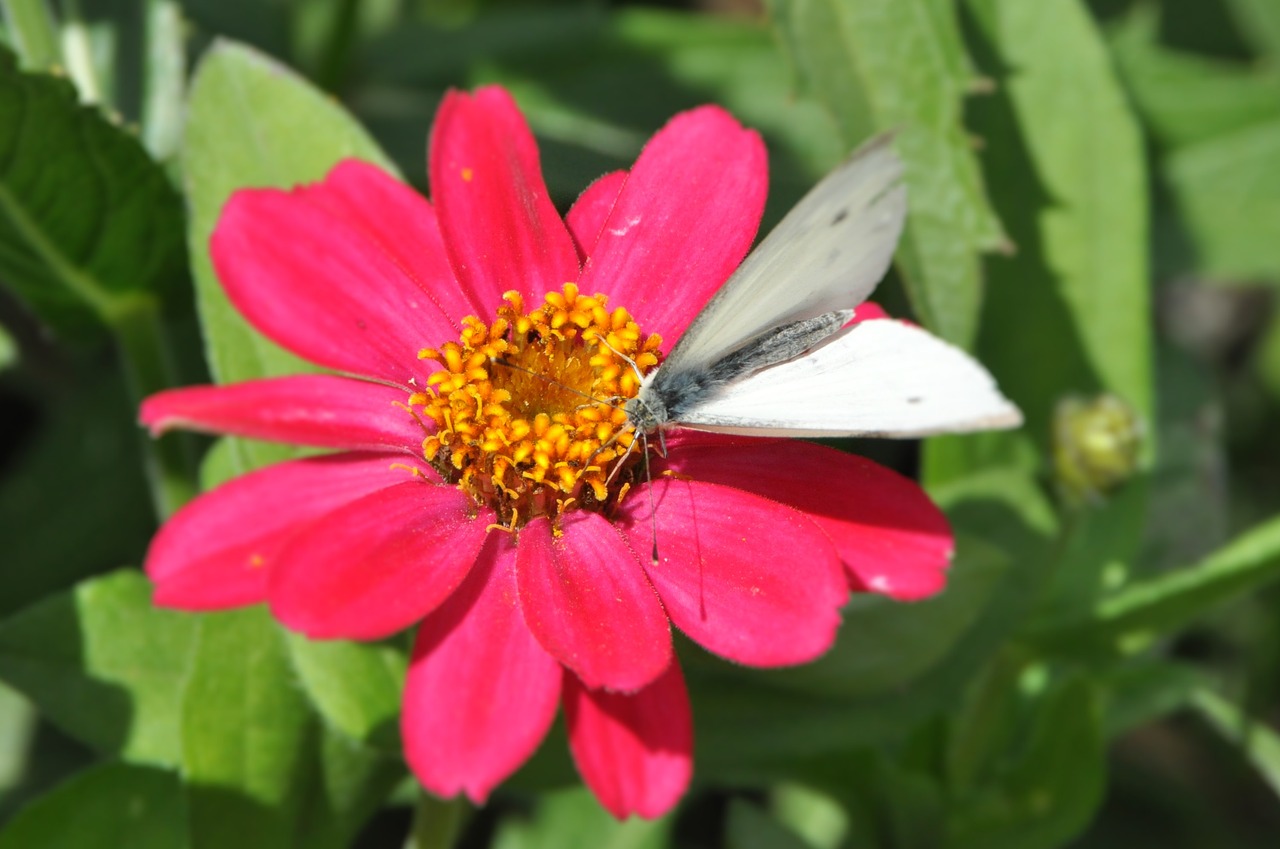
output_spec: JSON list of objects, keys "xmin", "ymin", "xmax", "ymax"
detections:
[{"xmin": 141, "ymin": 86, "xmax": 953, "ymax": 818}]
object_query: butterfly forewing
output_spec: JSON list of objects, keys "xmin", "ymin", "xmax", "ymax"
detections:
[{"xmin": 657, "ymin": 134, "xmax": 907, "ymax": 379}]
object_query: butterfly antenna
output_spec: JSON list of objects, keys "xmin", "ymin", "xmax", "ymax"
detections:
[{"xmin": 641, "ymin": 431, "xmax": 660, "ymax": 565}]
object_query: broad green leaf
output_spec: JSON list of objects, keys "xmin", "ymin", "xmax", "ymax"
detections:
[
  {"xmin": 179, "ymin": 604, "xmax": 403, "ymax": 848},
  {"xmin": 1029, "ymin": 513, "xmax": 1280, "ymax": 656},
  {"xmin": 286, "ymin": 634, "xmax": 406, "ymax": 748},
  {"xmin": 295, "ymin": 728, "xmax": 406, "ymax": 849},
  {"xmin": 182, "ymin": 39, "xmax": 396, "ymax": 472},
  {"xmin": 0, "ymin": 570, "xmax": 198, "ymax": 765},
  {"xmin": 1166, "ymin": 119, "xmax": 1280, "ymax": 281},
  {"xmin": 492, "ymin": 785, "xmax": 671, "ymax": 849},
  {"xmin": 725, "ymin": 800, "xmax": 815, "ymax": 849},
  {"xmin": 949, "ymin": 676, "xmax": 1105, "ymax": 849},
  {"xmin": 0, "ymin": 762, "xmax": 186, "ymax": 849},
  {"xmin": 1192, "ymin": 686, "xmax": 1280, "ymax": 799},
  {"xmin": 766, "ymin": 0, "xmax": 1006, "ymax": 347},
  {"xmin": 961, "ymin": 0, "xmax": 1152, "ymax": 450},
  {"xmin": 1110, "ymin": 8, "xmax": 1280, "ymax": 149},
  {"xmin": 181, "ymin": 607, "xmax": 313, "ymax": 849},
  {"xmin": 0, "ymin": 44, "xmax": 186, "ymax": 335}
]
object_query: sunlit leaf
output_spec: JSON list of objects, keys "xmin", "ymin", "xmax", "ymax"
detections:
[
  {"xmin": 182, "ymin": 39, "xmax": 396, "ymax": 472},
  {"xmin": 1029, "ymin": 513, "xmax": 1280, "ymax": 655},
  {"xmin": 766, "ymin": 0, "xmax": 1006, "ymax": 347},
  {"xmin": 180, "ymin": 607, "xmax": 312, "ymax": 849},
  {"xmin": 0, "ymin": 570, "xmax": 197, "ymax": 766}
]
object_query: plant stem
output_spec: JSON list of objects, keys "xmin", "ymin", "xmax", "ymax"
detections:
[
  {"xmin": 112, "ymin": 302, "xmax": 198, "ymax": 519},
  {"xmin": 402, "ymin": 793, "xmax": 467, "ymax": 849}
]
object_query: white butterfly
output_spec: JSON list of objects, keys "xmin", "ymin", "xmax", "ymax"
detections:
[{"xmin": 624, "ymin": 134, "xmax": 1022, "ymax": 439}]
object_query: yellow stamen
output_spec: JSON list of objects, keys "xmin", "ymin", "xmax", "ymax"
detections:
[{"xmin": 411, "ymin": 284, "xmax": 662, "ymax": 528}]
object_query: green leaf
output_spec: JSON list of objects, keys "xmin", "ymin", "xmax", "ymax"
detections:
[
  {"xmin": 180, "ymin": 607, "xmax": 314, "ymax": 849},
  {"xmin": 0, "ymin": 0, "xmax": 62, "ymax": 71},
  {"xmin": 1226, "ymin": 0, "xmax": 1280, "ymax": 60},
  {"xmin": 949, "ymin": 676, "xmax": 1105, "ymax": 849},
  {"xmin": 766, "ymin": 0, "xmax": 1006, "ymax": 347},
  {"xmin": 0, "ymin": 570, "xmax": 198, "ymax": 765},
  {"xmin": 1192, "ymin": 686, "xmax": 1280, "ymax": 799},
  {"xmin": 1100, "ymin": 658, "xmax": 1205, "ymax": 737},
  {"xmin": 492, "ymin": 785, "xmax": 671, "ymax": 849},
  {"xmin": 760, "ymin": 530, "xmax": 1009, "ymax": 699},
  {"xmin": 0, "ymin": 680, "xmax": 36, "ymax": 796},
  {"xmin": 725, "ymin": 799, "xmax": 815, "ymax": 849},
  {"xmin": 0, "ymin": 44, "xmax": 186, "ymax": 335},
  {"xmin": 1165, "ymin": 119, "xmax": 1280, "ymax": 281},
  {"xmin": 296, "ymin": 728, "xmax": 406, "ymax": 849},
  {"xmin": 1110, "ymin": 7, "xmax": 1280, "ymax": 149},
  {"xmin": 961, "ymin": 0, "xmax": 1153, "ymax": 451},
  {"xmin": 771, "ymin": 784, "xmax": 849, "ymax": 849},
  {"xmin": 0, "ymin": 762, "xmax": 186, "ymax": 849},
  {"xmin": 182, "ymin": 39, "xmax": 396, "ymax": 471},
  {"xmin": 286, "ymin": 634, "xmax": 406, "ymax": 748},
  {"xmin": 0, "ymin": 321, "xmax": 14, "ymax": 369},
  {"xmin": 687, "ymin": 468, "xmax": 1057, "ymax": 782},
  {"xmin": 1030, "ymin": 513, "xmax": 1280, "ymax": 656}
]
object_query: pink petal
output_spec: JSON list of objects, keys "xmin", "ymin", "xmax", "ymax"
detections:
[
  {"xmin": 617, "ymin": 477, "xmax": 847, "ymax": 667},
  {"xmin": 516, "ymin": 515, "xmax": 672, "ymax": 692},
  {"xmin": 564, "ymin": 660, "xmax": 692, "ymax": 820},
  {"xmin": 304, "ymin": 160, "xmax": 489, "ymax": 325},
  {"xmin": 660, "ymin": 435, "xmax": 953, "ymax": 601},
  {"xmin": 140, "ymin": 375, "xmax": 425, "ymax": 453},
  {"xmin": 212, "ymin": 160, "xmax": 461, "ymax": 386},
  {"xmin": 429, "ymin": 87, "xmax": 580, "ymax": 308},
  {"xmin": 146, "ymin": 452, "xmax": 419, "ymax": 610},
  {"xmin": 565, "ymin": 170, "xmax": 627, "ymax": 261},
  {"xmin": 403, "ymin": 536, "xmax": 562, "ymax": 804},
  {"xmin": 578, "ymin": 106, "xmax": 766, "ymax": 343},
  {"xmin": 850, "ymin": 301, "xmax": 889, "ymax": 323},
  {"xmin": 268, "ymin": 480, "xmax": 491, "ymax": 639}
]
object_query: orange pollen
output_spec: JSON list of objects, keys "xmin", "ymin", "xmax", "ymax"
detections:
[{"xmin": 410, "ymin": 283, "xmax": 662, "ymax": 527}]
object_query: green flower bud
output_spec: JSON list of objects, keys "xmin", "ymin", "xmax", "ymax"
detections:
[{"xmin": 1052, "ymin": 394, "xmax": 1143, "ymax": 505}]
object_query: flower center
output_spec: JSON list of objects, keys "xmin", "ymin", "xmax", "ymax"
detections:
[{"xmin": 410, "ymin": 283, "xmax": 662, "ymax": 529}]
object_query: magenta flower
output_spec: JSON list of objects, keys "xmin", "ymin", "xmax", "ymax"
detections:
[{"xmin": 141, "ymin": 87, "xmax": 952, "ymax": 818}]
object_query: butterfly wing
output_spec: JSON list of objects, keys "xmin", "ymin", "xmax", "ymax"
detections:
[
  {"xmin": 657, "ymin": 134, "xmax": 907, "ymax": 379},
  {"xmin": 674, "ymin": 319, "xmax": 1023, "ymax": 437}
]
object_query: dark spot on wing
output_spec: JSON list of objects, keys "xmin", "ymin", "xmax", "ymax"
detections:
[
  {"xmin": 907, "ymin": 397, "xmax": 923, "ymax": 404},
  {"xmin": 831, "ymin": 208, "xmax": 849, "ymax": 225}
]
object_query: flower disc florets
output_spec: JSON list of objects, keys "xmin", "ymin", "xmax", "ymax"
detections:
[{"xmin": 411, "ymin": 283, "xmax": 662, "ymax": 528}]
